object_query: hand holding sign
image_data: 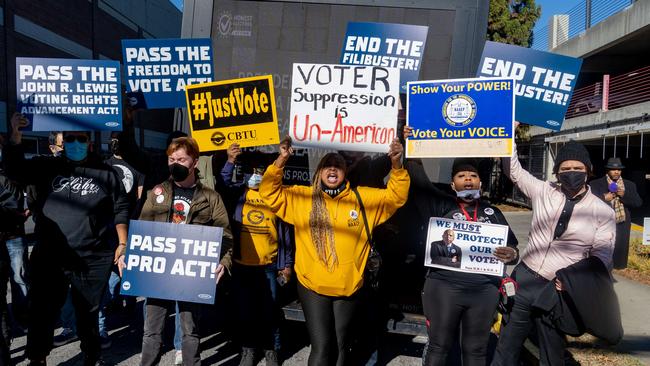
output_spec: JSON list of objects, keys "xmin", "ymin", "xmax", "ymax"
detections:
[
  {"xmin": 388, "ymin": 138, "xmax": 403, "ymax": 168},
  {"xmin": 227, "ymin": 143, "xmax": 242, "ymax": 164},
  {"xmin": 214, "ymin": 263, "xmax": 225, "ymax": 284},
  {"xmin": 493, "ymin": 246, "xmax": 517, "ymax": 263},
  {"xmin": 10, "ymin": 113, "xmax": 29, "ymax": 145}
]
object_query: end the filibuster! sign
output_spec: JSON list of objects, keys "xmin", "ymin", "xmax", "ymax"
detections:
[
  {"xmin": 122, "ymin": 38, "xmax": 214, "ymax": 109},
  {"xmin": 120, "ymin": 220, "xmax": 223, "ymax": 304},
  {"xmin": 406, "ymin": 77, "xmax": 514, "ymax": 158},
  {"xmin": 16, "ymin": 57, "xmax": 121, "ymax": 131}
]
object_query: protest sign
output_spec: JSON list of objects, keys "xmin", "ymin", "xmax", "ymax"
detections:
[
  {"xmin": 406, "ymin": 77, "xmax": 514, "ymax": 158},
  {"xmin": 424, "ymin": 217, "xmax": 508, "ymax": 276},
  {"xmin": 122, "ymin": 38, "xmax": 214, "ymax": 109},
  {"xmin": 120, "ymin": 220, "xmax": 223, "ymax": 304},
  {"xmin": 185, "ymin": 75, "xmax": 279, "ymax": 152},
  {"xmin": 16, "ymin": 57, "xmax": 121, "ymax": 131},
  {"xmin": 341, "ymin": 22, "xmax": 428, "ymax": 92},
  {"xmin": 644, "ymin": 218, "xmax": 650, "ymax": 245},
  {"xmin": 289, "ymin": 63, "xmax": 399, "ymax": 153},
  {"xmin": 477, "ymin": 41, "xmax": 582, "ymax": 131}
]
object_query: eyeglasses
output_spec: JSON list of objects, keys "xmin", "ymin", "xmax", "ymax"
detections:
[{"xmin": 64, "ymin": 135, "xmax": 89, "ymax": 143}]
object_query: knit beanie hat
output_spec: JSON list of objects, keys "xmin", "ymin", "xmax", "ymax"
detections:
[
  {"xmin": 451, "ymin": 158, "xmax": 479, "ymax": 177},
  {"xmin": 553, "ymin": 141, "xmax": 592, "ymax": 174}
]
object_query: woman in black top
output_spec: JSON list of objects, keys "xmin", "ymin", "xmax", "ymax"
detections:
[{"xmin": 404, "ymin": 128, "xmax": 519, "ymax": 366}]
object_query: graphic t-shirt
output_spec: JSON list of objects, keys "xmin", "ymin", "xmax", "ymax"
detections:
[
  {"xmin": 172, "ymin": 185, "xmax": 195, "ymax": 224},
  {"xmin": 105, "ymin": 156, "xmax": 144, "ymax": 214},
  {"xmin": 237, "ymin": 189, "xmax": 279, "ymax": 266}
]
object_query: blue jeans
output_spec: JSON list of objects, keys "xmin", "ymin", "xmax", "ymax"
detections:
[
  {"xmin": 5, "ymin": 237, "xmax": 29, "ymax": 306},
  {"xmin": 60, "ymin": 292, "xmax": 76, "ymax": 333}
]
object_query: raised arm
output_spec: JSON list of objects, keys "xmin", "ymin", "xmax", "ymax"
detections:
[
  {"xmin": 258, "ymin": 138, "xmax": 301, "ymax": 224},
  {"xmin": 502, "ymin": 123, "xmax": 546, "ymax": 200},
  {"xmin": 220, "ymin": 143, "xmax": 244, "ymax": 188}
]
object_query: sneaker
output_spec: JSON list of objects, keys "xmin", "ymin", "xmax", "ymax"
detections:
[
  {"xmin": 53, "ymin": 328, "xmax": 78, "ymax": 347},
  {"xmin": 264, "ymin": 349, "xmax": 280, "ymax": 366},
  {"xmin": 174, "ymin": 350, "xmax": 183, "ymax": 365},
  {"xmin": 100, "ymin": 334, "xmax": 112, "ymax": 350},
  {"xmin": 28, "ymin": 360, "xmax": 46, "ymax": 366},
  {"xmin": 239, "ymin": 347, "xmax": 256, "ymax": 366}
]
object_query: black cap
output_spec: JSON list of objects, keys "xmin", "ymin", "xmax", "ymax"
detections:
[
  {"xmin": 452, "ymin": 158, "xmax": 479, "ymax": 177},
  {"xmin": 553, "ymin": 141, "xmax": 592, "ymax": 174},
  {"xmin": 605, "ymin": 157, "xmax": 625, "ymax": 170}
]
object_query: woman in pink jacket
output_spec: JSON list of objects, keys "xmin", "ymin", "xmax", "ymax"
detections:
[{"xmin": 491, "ymin": 123, "xmax": 616, "ymax": 366}]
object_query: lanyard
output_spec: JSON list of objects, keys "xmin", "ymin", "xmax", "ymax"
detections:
[{"xmin": 457, "ymin": 200, "xmax": 478, "ymax": 222}]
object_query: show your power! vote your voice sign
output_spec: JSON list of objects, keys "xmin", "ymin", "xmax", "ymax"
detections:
[
  {"xmin": 406, "ymin": 77, "xmax": 514, "ymax": 158},
  {"xmin": 120, "ymin": 220, "xmax": 223, "ymax": 304}
]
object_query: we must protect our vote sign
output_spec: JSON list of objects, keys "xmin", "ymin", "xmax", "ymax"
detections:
[
  {"xmin": 122, "ymin": 38, "xmax": 214, "ymax": 109},
  {"xmin": 425, "ymin": 217, "xmax": 509, "ymax": 277},
  {"xmin": 289, "ymin": 63, "xmax": 399, "ymax": 153},
  {"xmin": 120, "ymin": 220, "xmax": 223, "ymax": 304},
  {"xmin": 477, "ymin": 41, "xmax": 582, "ymax": 131},
  {"xmin": 16, "ymin": 57, "xmax": 121, "ymax": 131},
  {"xmin": 406, "ymin": 77, "xmax": 514, "ymax": 158}
]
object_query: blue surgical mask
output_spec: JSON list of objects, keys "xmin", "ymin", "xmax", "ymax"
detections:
[
  {"xmin": 247, "ymin": 173, "xmax": 263, "ymax": 189},
  {"xmin": 64, "ymin": 141, "xmax": 88, "ymax": 162},
  {"xmin": 456, "ymin": 189, "xmax": 481, "ymax": 200}
]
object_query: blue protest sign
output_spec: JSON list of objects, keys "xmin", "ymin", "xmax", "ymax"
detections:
[
  {"xmin": 406, "ymin": 77, "xmax": 514, "ymax": 158},
  {"xmin": 477, "ymin": 41, "xmax": 583, "ymax": 131},
  {"xmin": 120, "ymin": 220, "xmax": 223, "ymax": 304},
  {"xmin": 340, "ymin": 22, "xmax": 428, "ymax": 93},
  {"xmin": 122, "ymin": 38, "xmax": 214, "ymax": 109},
  {"xmin": 16, "ymin": 57, "xmax": 122, "ymax": 131}
]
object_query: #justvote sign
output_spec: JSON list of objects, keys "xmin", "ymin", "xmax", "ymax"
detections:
[
  {"xmin": 120, "ymin": 220, "xmax": 223, "ymax": 304},
  {"xmin": 477, "ymin": 41, "xmax": 582, "ymax": 131},
  {"xmin": 289, "ymin": 63, "xmax": 399, "ymax": 153},
  {"xmin": 185, "ymin": 75, "xmax": 279, "ymax": 152},
  {"xmin": 425, "ymin": 217, "xmax": 509, "ymax": 276},
  {"xmin": 406, "ymin": 77, "xmax": 514, "ymax": 158},
  {"xmin": 16, "ymin": 57, "xmax": 121, "ymax": 131},
  {"xmin": 122, "ymin": 38, "xmax": 214, "ymax": 109}
]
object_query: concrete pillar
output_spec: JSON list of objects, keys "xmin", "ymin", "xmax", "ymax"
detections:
[{"xmin": 548, "ymin": 14, "xmax": 569, "ymax": 50}]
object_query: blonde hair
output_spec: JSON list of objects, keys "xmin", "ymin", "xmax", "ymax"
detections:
[{"xmin": 309, "ymin": 169, "xmax": 338, "ymax": 272}]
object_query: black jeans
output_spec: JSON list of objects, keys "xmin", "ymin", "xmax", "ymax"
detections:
[
  {"xmin": 491, "ymin": 263, "xmax": 566, "ymax": 366},
  {"xmin": 26, "ymin": 246, "xmax": 112, "ymax": 364},
  {"xmin": 422, "ymin": 276, "xmax": 500, "ymax": 366},
  {"xmin": 232, "ymin": 263, "xmax": 281, "ymax": 351},
  {"xmin": 0, "ymin": 244, "xmax": 11, "ymax": 365},
  {"xmin": 141, "ymin": 298, "xmax": 202, "ymax": 366},
  {"xmin": 297, "ymin": 282, "xmax": 362, "ymax": 366}
]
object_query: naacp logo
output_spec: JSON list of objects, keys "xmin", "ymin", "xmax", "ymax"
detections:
[
  {"xmin": 442, "ymin": 94, "xmax": 477, "ymax": 127},
  {"xmin": 211, "ymin": 131, "xmax": 226, "ymax": 146}
]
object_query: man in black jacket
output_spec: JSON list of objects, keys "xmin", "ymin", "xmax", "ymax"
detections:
[
  {"xmin": 590, "ymin": 157, "xmax": 643, "ymax": 269},
  {"xmin": 4, "ymin": 113, "xmax": 129, "ymax": 366},
  {"xmin": 429, "ymin": 229, "xmax": 462, "ymax": 268}
]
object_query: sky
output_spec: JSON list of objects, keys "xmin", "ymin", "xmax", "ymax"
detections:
[
  {"xmin": 170, "ymin": 0, "xmax": 183, "ymax": 11},
  {"xmin": 535, "ymin": 0, "xmax": 583, "ymax": 30}
]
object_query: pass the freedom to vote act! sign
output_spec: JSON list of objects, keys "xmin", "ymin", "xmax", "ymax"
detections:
[
  {"xmin": 120, "ymin": 220, "xmax": 223, "ymax": 304},
  {"xmin": 406, "ymin": 77, "xmax": 514, "ymax": 158},
  {"xmin": 289, "ymin": 63, "xmax": 400, "ymax": 153},
  {"xmin": 16, "ymin": 57, "xmax": 122, "ymax": 131}
]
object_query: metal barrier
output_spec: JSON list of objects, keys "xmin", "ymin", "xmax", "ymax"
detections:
[
  {"xmin": 565, "ymin": 65, "xmax": 650, "ymax": 119},
  {"xmin": 532, "ymin": 0, "xmax": 633, "ymax": 50}
]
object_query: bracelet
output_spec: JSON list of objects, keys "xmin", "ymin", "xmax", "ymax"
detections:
[{"xmin": 119, "ymin": 243, "xmax": 127, "ymax": 246}]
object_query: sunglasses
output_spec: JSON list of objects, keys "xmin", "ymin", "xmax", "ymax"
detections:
[{"xmin": 64, "ymin": 135, "xmax": 89, "ymax": 143}]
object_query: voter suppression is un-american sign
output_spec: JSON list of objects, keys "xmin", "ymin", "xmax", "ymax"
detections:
[{"xmin": 120, "ymin": 220, "xmax": 223, "ymax": 304}]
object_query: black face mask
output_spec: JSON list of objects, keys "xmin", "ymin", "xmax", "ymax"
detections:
[
  {"xmin": 169, "ymin": 163, "xmax": 190, "ymax": 182},
  {"xmin": 558, "ymin": 171, "xmax": 587, "ymax": 196}
]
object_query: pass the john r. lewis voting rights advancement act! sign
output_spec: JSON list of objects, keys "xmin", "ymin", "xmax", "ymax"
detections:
[
  {"xmin": 477, "ymin": 41, "xmax": 582, "ymax": 131},
  {"xmin": 289, "ymin": 63, "xmax": 400, "ymax": 153},
  {"xmin": 122, "ymin": 38, "xmax": 214, "ymax": 109},
  {"xmin": 340, "ymin": 22, "xmax": 428, "ymax": 93},
  {"xmin": 406, "ymin": 77, "xmax": 514, "ymax": 158},
  {"xmin": 120, "ymin": 220, "xmax": 223, "ymax": 304},
  {"xmin": 425, "ymin": 217, "xmax": 509, "ymax": 276},
  {"xmin": 16, "ymin": 57, "xmax": 121, "ymax": 131},
  {"xmin": 185, "ymin": 75, "xmax": 279, "ymax": 152}
]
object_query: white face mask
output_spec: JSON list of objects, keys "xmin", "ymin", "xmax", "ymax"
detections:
[
  {"xmin": 247, "ymin": 173, "xmax": 263, "ymax": 189},
  {"xmin": 456, "ymin": 189, "xmax": 481, "ymax": 200}
]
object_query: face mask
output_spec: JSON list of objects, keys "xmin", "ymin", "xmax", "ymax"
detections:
[
  {"xmin": 64, "ymin": 141, "xmax": 88, "ymax": 162},
  {"xmin": 456, "ymin": 189, "xmax": 481, "ymax": 200},
  {"xmin": 247, "ymin": 173, "xmax": 262, "ymax": 189},
  {"xmin": 169, "ymin": 163, "xmax": 190, "ymax": 182},
  {"xmin": 558, "ymin": 171, "xmax": 587, "ymax": 196}
]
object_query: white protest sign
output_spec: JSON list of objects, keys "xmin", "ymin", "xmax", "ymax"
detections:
[
  {"xmin": 644, "ymin": 218, "xmax": 650, "ymax": 245},
  {"xmin": 424, "ymin": 217, "xmax": 509, "ymax": 276},
  {"xmin": 289, "ymin": 63, "xmax": 399, "ymax": 153}
]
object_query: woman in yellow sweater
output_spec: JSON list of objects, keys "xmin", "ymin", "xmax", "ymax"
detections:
[{"xmin": 259, "ymin": 137, "xmax": 410, "ymax": 366}]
